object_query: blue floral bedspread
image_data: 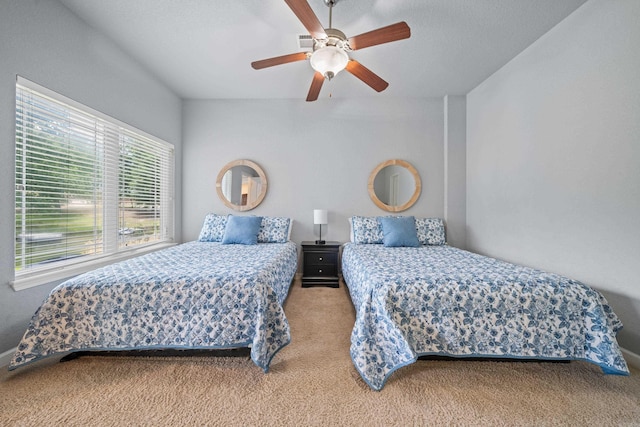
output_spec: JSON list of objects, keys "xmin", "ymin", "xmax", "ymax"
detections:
[
  {"xmin": 342, "ymin": 243, "xmax": 629, "ymax": 390},
  {"xmin": 10, "ymin": 241, "xmax": 298, "ymax": 372}
]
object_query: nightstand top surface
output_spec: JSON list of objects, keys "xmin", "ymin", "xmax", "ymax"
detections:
[{"xmin": 301, "ymin": 241, "xmax": 342, "ymax": 248}]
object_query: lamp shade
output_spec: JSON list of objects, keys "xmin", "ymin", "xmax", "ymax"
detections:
[
  {"xmin": 313, "ymin": 209, "xmax": 328, "ymax": 225},
  {"xmin": 310, "ymin": 46, "xmax": 348, "ymax": 80}
]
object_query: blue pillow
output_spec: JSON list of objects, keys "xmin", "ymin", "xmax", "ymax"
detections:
[
  {"xmin": 379, "ymin": 216, "xmax": 420, "ymax": 247},
  {"xmin": 221, "ymin": 215, "xmax": 263, "ymax": 245}
]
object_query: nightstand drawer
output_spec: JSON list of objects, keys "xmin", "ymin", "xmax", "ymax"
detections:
[
  {"xmin": 304, "ymin": 251, "xmax": 338, "ymax": 266},
  {"xmin": 305, "ymin": 264, "xmax": 337, "ymax": 277},
  {"xmin": 301, "ymin": 241, "xmax": 341, "ymax": 288}
]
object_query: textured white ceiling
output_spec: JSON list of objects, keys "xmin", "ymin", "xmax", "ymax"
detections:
[{"xmin": 58, "ymin": 0, "xmax": 587, "ymax": 100}]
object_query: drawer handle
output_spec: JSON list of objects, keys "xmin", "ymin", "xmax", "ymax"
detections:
[
  {"xmin": 319, "ymin": 269, "xmax": 323, "ymax": 273},
  {"xmin": 319, "ymin": 257, "xmax": 323, "ymax": 261}
]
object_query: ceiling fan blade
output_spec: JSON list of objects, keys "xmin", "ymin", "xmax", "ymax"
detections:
[
  {"xmin": 306, "ymin": 72, "xmax": 324, "ymax": 102},
  {"xmin": 348, "ymin": 21, "xmax": 411, "ymax": 51},
  {"xmin": 251, "ymin": 52, "xmax": 308, "ymax": 70},
  {"xmin": 284, "ymin": 0, "xmax": 327, "ymax": 40},
  {"xmin": 345, "ymin": 60, "xmax": 389, "ymax": 92}
]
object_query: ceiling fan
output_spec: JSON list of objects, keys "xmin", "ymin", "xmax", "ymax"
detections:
[{"xmin": 251, "ymin": 0, "xmax": 411, "ymax": 102}]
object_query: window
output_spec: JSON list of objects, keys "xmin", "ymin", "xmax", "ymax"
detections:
[{"xmin": 13, "ymin": 77, "xmax": 174, "ymax": 290}]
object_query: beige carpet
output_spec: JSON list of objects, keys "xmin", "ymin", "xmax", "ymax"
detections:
[{"xmin": 2, "ymin": 279, "xmax": 639, "ymax": 426}]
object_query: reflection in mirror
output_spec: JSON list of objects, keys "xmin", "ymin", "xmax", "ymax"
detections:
[
  {"xmin": 373, "ymin": 165, "xmax": 415, "ymax": 206},
  {"xmin": 368, "ymin": 159, "xmax": 421, "ymax": 212},
  {"xmin": 216, "ymin": 160, "xmax": 267, "ymax": 211}
]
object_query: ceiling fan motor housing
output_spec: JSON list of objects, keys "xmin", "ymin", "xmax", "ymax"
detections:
[{"xmin": 313, "ymin": 28, "xmax": 349, "ymax": 50}]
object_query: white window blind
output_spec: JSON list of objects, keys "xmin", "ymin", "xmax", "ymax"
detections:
[{"xmin": 14, "ymin": 77, "xmax": 174, "ymax": 290}]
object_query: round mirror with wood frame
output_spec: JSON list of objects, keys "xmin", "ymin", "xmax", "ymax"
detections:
[
  {"xmin": 216, "ymin": 159, "xmax": 268, "ymax": 211},
  {"xmin": 368, "ymin": 159, "xmax": 421, "ymax": 212}
]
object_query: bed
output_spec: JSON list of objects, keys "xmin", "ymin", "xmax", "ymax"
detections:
[
  {"xmin": 9, "ymin": 214, "xmax": 297, "ymax": 373},
  {"xmin": 342, "ymin": 215, "xmax": 629, "ymax": 390}
]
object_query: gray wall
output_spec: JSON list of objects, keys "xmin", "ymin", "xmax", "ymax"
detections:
[
  {"xmin": 0, "ymin": 0, "xmax": 182, "ymax": 353},
  {"xmin": 444, "ymin": 95, "xmax": 467, "ymax": 249},
  {"xmin": 182, "ymin": 98, "xmax": 445, "ymax": 245},
  {"xmin": 466, "ymin": 0, "xmax": 640, "ymax": 353}
]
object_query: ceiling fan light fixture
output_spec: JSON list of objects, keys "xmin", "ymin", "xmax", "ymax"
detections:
[{"xmin": 310, "ymin": 45, "xmax": 349, "ymax": 80}]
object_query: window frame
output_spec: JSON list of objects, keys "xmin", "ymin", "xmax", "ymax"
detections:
[{"xmin": 12, "ymin": 76, "xmax": 175, "ymax": 291}]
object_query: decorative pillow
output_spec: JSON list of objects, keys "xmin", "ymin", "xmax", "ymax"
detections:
[
  {"xmin": 415, "ymin": 217, "xmax": 446, "ymax": 245},
  {"xmin": 379, "ymin": 216, "xmax": 420, "ymax": 247},
  {"xmin": 348, "ymin": 217, "xmax": 355, "ymax": 242},
  {"xmin": 351, "ymin": 216, "xmax": 383, "ymax": 244},
  {"xmin": 257, "ymin": 216, "xmax": 291, "ymax": 243},
  {"xmin": 197, "ymin": 213, "xmax": 228, "ymax": 242},
  {"xmin": 221, "ymin": 215, "xmax": 263, "ymax": 245}
]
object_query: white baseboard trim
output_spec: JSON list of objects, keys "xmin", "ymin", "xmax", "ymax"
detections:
[
  {"xmin": 621, "ymin": 347, "xmax": 640, "ymax": 370},
  {"xmin": 0, "ymin": 347, "xmax": 16, "ymax": 368}
]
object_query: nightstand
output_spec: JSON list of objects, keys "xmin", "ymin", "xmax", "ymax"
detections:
[{"xmin": 301, "ymin": 241, "xmax": 341, "ymax": 288}]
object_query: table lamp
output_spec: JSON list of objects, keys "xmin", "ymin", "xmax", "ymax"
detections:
[{"xmin": 314, "ymin": 209, "xmax": 328, "ymax": 244}]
